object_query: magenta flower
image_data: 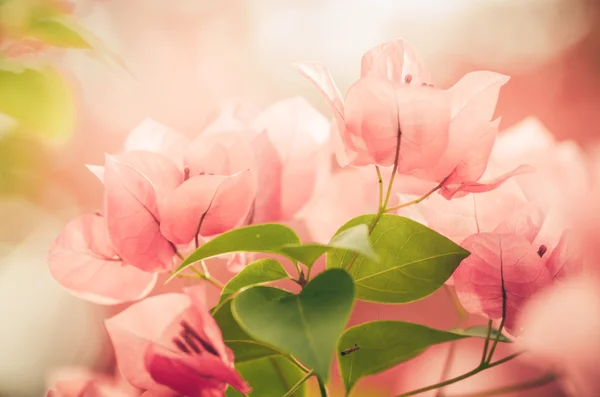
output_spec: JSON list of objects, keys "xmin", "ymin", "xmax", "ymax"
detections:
[{"xmin": 105, "ymin": 285, "xmax": 250, "ymax": 397}]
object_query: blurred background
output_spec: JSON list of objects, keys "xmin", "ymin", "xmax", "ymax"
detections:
[{"xmin": 2, "ymin": 0, "xmax": 600, "ymax": 396}]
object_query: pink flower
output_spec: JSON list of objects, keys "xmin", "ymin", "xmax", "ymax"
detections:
[
  {"xmin": 48, "ymin": 213, "xmax": 157, "ymax": 304},
  {"xmin": 452, "ymin": 208, "xmax": 582, "ymax": 334},
  {"xmin": 105, "ymin": 285, "xmax": 250, "ymax": 397},
  {"xmin": 46, "ymin": 367, "xmax": 140, "ymax": 397},
  {"xmin": 517, "ymin": 276, "xmax": 600, "ymax": 397},
  {"xmin": 297, "ymin": 38, "xmax": 517, "ymax": 198}
]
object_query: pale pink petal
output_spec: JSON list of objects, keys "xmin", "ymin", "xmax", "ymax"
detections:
[
  {"xmin": 440, "ymin": 164, "xmax": 535, "ymax": 200},
  {"xmin": 224, "ymin": 252, "xmax": 256, "ymax": 274},
  {"xmin": 184, "ymin": 130, "xmax": 255, "ymax": 177},
  {"xmin": 48, "ymin": 214, "xmax": 157, "ymax": 305},
  {"xmin": 124, "ymin": 119, "xmax": 190, "ymax": 167},
  {"xmin": 160, "ymin": 171, "xmax": 256, "ymax": 244},
  {"xmin": 447, "ymin": 71, "xmax": 510, "ymax": 121},
  {"xmin": 360, "ymin": 38, "xmax": 430, "ymax": 84},
  {"xmin": 86, "ymin": 165, "xmax": 105, "ymax": 184},
  {"xmin": 105, "ymin": 293, "xmax": 191, "ymax": 396},
  {"xmin": 545, "ymin": 230, "xmax": 584, "ymax": 281},
  {"xmin": 517, "ymin": 276, "xmax": 600, "ymax": 396},
  {"xmin": 251, "ymin": 97, "xmax": 331, "ymax": 221},
  {"xmin": 454, "ymin": 233, "xmax": 552, "ymax": 333},
  {"xmin": 104, "ymin": 154, "xmax": 179, "ymax": 272},
  {"xmin": 492, "ymin": 203, "xmax": 545, "ymax": 243}
]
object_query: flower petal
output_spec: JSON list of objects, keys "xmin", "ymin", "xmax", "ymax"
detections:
[
  {"xmin": 160, "ymin": 171, "xmax": 256, "ymax": 244},
  {"xmin": 48, "ymin": 214, "xmax": 157, "ymax": 304},
  {"xmin": 104, "ymin": 153, "xmax": 181, "ymax": 272},
  {"xmin": 105, "ymin": 293, "xmax": 191, "ymax": 396},
  {"xmin": 360, "ymin": 38, "xmax": 430, "ymax": 84},
  {"xmin": 454, "ymin": 233, "xmax": 552, "ymax": 333},
  {"xmin": 492, "ymin": 203, "xmax": 545, "ymax": 243},
  {"xmin": 440, "ymin": 164, "xmax": 535, "ymax": 200},
  {"xmin": 124, "ymin": 119, "xmax": 189, "ymax": 167}
]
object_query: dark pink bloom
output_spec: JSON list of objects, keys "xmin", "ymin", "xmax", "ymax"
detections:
[{"xmin": 105, "ymin": 286, "xmax": 250, "ymax": 397}]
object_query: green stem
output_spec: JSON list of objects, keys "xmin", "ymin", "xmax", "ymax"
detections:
[
  {"xmin": 317, "ymin": 377, "xmax": 329, "ymax": 397},
  {"xmin": 282, "ymin": 370, "xmax": 313, "ymax": 397},
  {"xmin": 480, "ymin": 320, "xmax": 493, "ymax": 366},
  {"xmin": 375, "ymin": 165, "xmax": 384, "ymax": 210},
  {"xmin": 384, "ymin": 177, "xmax": 447, "ymax": 213},
  {"xmin": 192, "ymin": 263, "xmax": 224, "ymax": 290},
  {"xmin": 443, "ymin": 373, "xmax": 556, "ymax": 397},
  {"xmin": 286, "ymin": 355, "xmax": 310, "ymax": 373},
  {"xmin": 395, "ymin": 353, "xmax": 522, "ymax": 397}
]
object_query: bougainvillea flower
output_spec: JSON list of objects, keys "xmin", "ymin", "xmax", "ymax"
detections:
[
  {"xmin": 250, "ymin": 97, "xmax": 331, "ymax": 222},
  {"xmin": 160, "ymin": 170, "xmax": 256, "ymax": 244},
  {"xmin": 48, "ymin": 213, "xmax": 157, "ymax": 305},
  {"xmin": 518, "ymin": 276, "xmax": 600, "ymax": 397},
  {"xmin": 46, "ymin": 366, "xmax": 140, "ymax": 397},
  {"xmin": 104, "ymin": 151, "xmax": 182, "ymax": 272},
  {"xmin": 297, "ymin": 38, "xmax": 513, "ymax": 197},
  {"xmin": 105, "ymin": 286, "xmax": 250, "ymax": 396},
  {"xmin": 124, "ymin": 119, "xmax": 189, "ymax": 168},
  {"xmin": 453, "ymin": 208, "xmax": 581, "ymax": 334}
]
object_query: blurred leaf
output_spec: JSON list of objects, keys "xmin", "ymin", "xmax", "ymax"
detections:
[
  {"xmin": 279, "ymin": 224, "xmax": 378, "ymax": 269},
  {"xmin": 213, "ymin": 300, "xmax": 281, "ymax": 363},
  {"xmin": 170, "ymin": 224, "xmax": 301, "ymax": 280},
  {"xmin": 27, "ymin": 17, "xmax": 90, "ymax": 48},
  {"xmin": 0, "ymin": 66, "xmax": 75, "ymax": 143},
  {"xmin": 232, "ymin": 269, "xmax": 355, "ymax": 382},
  {"xmin": 219, "ymin": 258, "xmax": 289, "ymax": 304},
  {"xmin": 338, "ymin": 321, "xmax": 466, "ymax": 392},
  {"xmin": 226, "ymin": 356, "xmax": 307, "ymax": 397},
  {"xmin": 451, "ymin": 326, "xmax": 512, "ymax": 343},
  {"xmin": 327, "ymin": 214, "xmax": 470, "ymax": 303}
]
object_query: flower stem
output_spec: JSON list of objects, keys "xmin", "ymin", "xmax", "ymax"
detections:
[
  {"xmin": 480, "ymin": 320, "xmax": 493, "ymax": 366},
  {"xmin": 375, "ymin": 165, "xmax": 384, "ymax": 210},
  {"xmin": 384, "ymin": 177, "xmax": 447, "ymax": 213},
  {"xmin": 191, "ymin": 262, "xmax": 224, "ymax": 290},
  {"xmin": 443, "ymin": 372, "xmax": 556, "ymax": 397},
  {"xmin": 317, "ymin": 377, "xmax": 329, "ymax": 397},
  {"xmin": 283, "ymin": 370, "xmax": 313, "ymax": 397},
  {"xmin": 395, "ymin": 353, "xmax": 522, "ymax": 397}
]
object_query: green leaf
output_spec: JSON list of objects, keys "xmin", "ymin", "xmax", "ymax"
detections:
[
  {"xmin": 219, "ymin": 258, "xmax": 289, "ymax": 304},
  {"xmin": 226, "ymin": 356, "xmax": 307, "ymax": 397},
  {"xmin": 0, "ymin": 67, "xmax": 75, "ymax": 143},
  {"xmin": 279, "ymin": 224, "xmax": 378, "ymax": 269},
  {"xmin": 170, "ymin": 223, "xmax": 301, "ymax": 280},
  {"xmin": 451, "ymin": 326, "xmax": 512, "ymax": 343},
  {"xmin": 327, "ymin": 214, "xmax": 470, "ymax": 303},
  {"xmin": 338, "ymin": 321, "xmax": 467, "ymax": 392},
  {"xmin": 232, "ymin": 269, "xmax": 355, "ymax": 381},
  {"xmin": 213, "ymin": 300, "xmax": 281, "ymax": 363},
  {"xmin": 27, "ymin": 17, "xmax": 90, "ymax": 48}
]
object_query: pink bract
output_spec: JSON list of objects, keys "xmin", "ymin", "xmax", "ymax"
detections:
[
  {"xmin": 48, "ymin": 213, "xmax": 157, "ymax": 305},
  {"xmin": 105, "ymin": 286, "xmax": 250, "ymax": 397}
]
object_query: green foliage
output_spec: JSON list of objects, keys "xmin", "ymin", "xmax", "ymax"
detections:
[
  {"xmin": 232, "ymin": 269, "xmax": 355, "ymax": 382},
  {"xmin": 327, "ymin": 214, "xmax": 470, "ymax": 303},
  {"xmin": 27, "ymin": 17, "xmax": 90, "ymax": 48},
  {"xmin": 226, "ymin": 356, "xmax": 307, "ymax": 397}
]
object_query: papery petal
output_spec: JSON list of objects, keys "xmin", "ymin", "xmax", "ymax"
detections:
[
  {"xmin": 105, "ymin": 293, "xmax": 191, "ymax": 396},
  {"xmin": 160, "ymin": 171, "xmax": 256, "ymax": 244},
  {"xmin": 447, "ymin": 71, "xmax": 510, "ymax": 121},
  {"xmin": 184, "ymin": 130, "xmax": 255, "ymax": 177},
  {"xmin": 546, "ymin": 230, "xmax": 583, "ymax": 281},
  {"xmin": 492, "ymin": 203, "xmax": 545, "ymax": 243},
  {"xmin": 86, "ymin": 164, "xmax": 105, "ymax": 184},
  {"xmin": 360, "ymin": 38, "xmax": 430, "ymax": 84},
  {"xmin": 224, "ymin": 252, "xmax": 255, "ymax": 274},
  {"xmin": 440, "ymin": 164, "xmax": 535, "ymax": 200},
  {"xmin": 454, "ymin": 233, "xmax": 552, "ymax": 333},
  {"xmin": 251, "ymin": 97, "xmax": 330, "ymax": 221},
  {"xmin": 145, "ymin": 344, "xmax": 250, "ymax": 397},
  {"xmin": 104, "ymin": 153, "xmax": 181, "ymax": 272},
  {"xmin": 48, "ymin": 214, "xmax": 157, "ymax": 305},
  {"xmin": 124, "ymin": 119, "xmax": 190, "ymax": 167}
]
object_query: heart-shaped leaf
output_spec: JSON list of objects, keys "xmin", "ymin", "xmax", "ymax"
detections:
[
  {"xmin": 226, "ymin": 356, "xmax": 307, "ymax": 397},
  {"xmin": 219, "ymin": 258, "xmax": 290, "ymax": 304},
  {"xmin": 232, "ymin": 269, "xmax": 355, "ymax": 381},
  {"xmin": 213, "ymin": 300, "xmax": 281, "ymax": 363},
  {"xmin": 327, "ymin": 214, "xmax": 470, "ymax": 303},
  {"xmin": 338, "ymin": 321, "xmax": 467, "ymax": 392},
  {"xmin": 170, "ymin": 223, "xmax": 301, "ymax": 280},
  {"xmin": 280, "ymin": 224, "xmax": 378, "ymax": 269}
]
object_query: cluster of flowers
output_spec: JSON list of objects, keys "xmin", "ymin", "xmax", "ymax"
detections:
[{"xmin": 46, "ymin": 38, "xmax": 598, "ymax": 396}]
